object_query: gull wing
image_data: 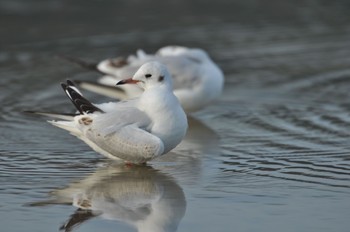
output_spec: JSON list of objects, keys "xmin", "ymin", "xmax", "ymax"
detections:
[
  {"xmin": 85, "ymin": 125, "xmax": 164, "ymax": 163},
  {"xmin": 80, "ymin": 108, "xmax": 164, "ymax": 163}
]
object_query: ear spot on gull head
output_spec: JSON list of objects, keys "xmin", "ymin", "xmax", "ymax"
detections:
[{"xmin": 158, "ymin": 76, "xmax": 164, "ymax": 82}]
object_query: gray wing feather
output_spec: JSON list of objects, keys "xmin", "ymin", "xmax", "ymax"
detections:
[
  {"xmin": 79, "ymin": 107, "xmax": 164, "ymax": 163},
  {"xmin": 86, "ymin": 125, "xmax": 164, "ymax": 163}
]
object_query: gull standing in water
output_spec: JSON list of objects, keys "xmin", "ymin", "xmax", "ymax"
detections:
[
  {"xmin": 29, "ymin": 61, "xmax": 188, "ymax": 164},
  {"xmin": 68, "ymin": 46, "xmax": 224, "ymax": 113}
]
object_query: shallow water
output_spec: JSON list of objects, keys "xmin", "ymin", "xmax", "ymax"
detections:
[{"xmin": 1, "ymin": 1, "xmax": 350, "ymax": 232}]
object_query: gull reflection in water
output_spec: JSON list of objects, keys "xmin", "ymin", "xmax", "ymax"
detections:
[
  {"xmin": 156, "ymin": 116, "xmax": 221, "ymax": 185},
  {"xmin": 176, "ymin": 116, "xmax": 220, "ymax": 155},
  {"xmin": 32, "ymin": 164, "xmax": 186, "ymax": 232}
]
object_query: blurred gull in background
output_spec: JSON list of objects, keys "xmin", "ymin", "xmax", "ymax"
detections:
[{"xmin": 66, "ymin": 46, "xmax": 224, "ymax": 113}]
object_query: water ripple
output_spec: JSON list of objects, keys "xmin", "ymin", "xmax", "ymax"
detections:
[{"xmin": 214, "ymin": 100, "xmax": 350, "ymax": 189}]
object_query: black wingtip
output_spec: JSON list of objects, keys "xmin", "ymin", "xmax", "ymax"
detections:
[
  {"xmin": 23, "ymin": 110, "xmax": 34, "ymax": 114},
  {"xmin": 72, "ymin": 79, "xmax": 82, "ymax": 84},
  {"xmin": 61, "ymin": 80, "xmax": 104, "ymax": 115},
  {"xmin": 66, "ymin": 79, "xmax": 75, "ymax": 86},
  {"xmin": 59, "ymin": 208, "xmax": 97, "ymax": 232},
  {"xmin": 23, "ymin": 110, "xmax": 43, "ymax": 115},
  {"xmin": 57, "ymin": 54, "xmax": 103, "ymax": 74},
  {"xmin": 23, "ymin": 110, "xmax": 38, "ymax": 115},
  {"xmin": 61, "ymin": 82, "xmax": 67, "ymax": 89}
]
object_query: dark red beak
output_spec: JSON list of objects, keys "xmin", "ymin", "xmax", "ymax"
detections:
[{"xmin": 116, "ymin": 78, "xmax": 140, "ymax": 85}]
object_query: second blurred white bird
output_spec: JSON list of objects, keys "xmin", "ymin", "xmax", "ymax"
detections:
[{"xmin": 74, "ymin": 46, "xmax": 224, "ymax": 113}]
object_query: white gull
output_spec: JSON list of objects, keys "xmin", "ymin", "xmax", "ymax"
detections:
[{"xmin": 36, "ymin": 61, "xmax": 188, "ymax": 163}]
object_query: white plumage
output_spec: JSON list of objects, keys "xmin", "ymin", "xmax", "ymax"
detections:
[{"xmin": 47, "ymin": 61, "xmax": 188, "ymax": 163}]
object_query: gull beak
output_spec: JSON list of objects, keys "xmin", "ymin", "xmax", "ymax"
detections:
[{"xmin": 116, "ymin": 78, "xmax": 140, "ymax": 85}]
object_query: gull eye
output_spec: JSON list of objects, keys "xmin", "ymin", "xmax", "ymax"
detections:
[{"xmin": 145, "ymin": 74, "xmax": 152, "ymax": 78}]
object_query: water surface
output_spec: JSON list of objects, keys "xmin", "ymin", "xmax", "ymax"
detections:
[{"xmin": 1, "ymin": 1, "xmax": 350, "ymax": 232}]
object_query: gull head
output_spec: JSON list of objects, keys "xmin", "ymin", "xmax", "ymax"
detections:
[{"xmin": 117, "ymin": 61, "xmax": 173, "ymax": 90}]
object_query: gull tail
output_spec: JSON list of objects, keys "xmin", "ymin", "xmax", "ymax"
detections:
[
  {"xmin": 48, "ymin": 120, "xmax": 82, "ymax": 137},
  {"xmin": 27, "ymin": 201, "xmax": 98, "ymax": 232},
  {"xmin": 25, "ymin": 80, "xmax": 103, "ymax": 137},
  {"xmin": 23, "ymin": 111, "xmax": 77, "ymax": 121},
  {"xmin": 61, "ymin": 80, "xmax": 104, "ymax": 115},
  {"xmin": 74, "ymin": 80, "xmax": 126, "ymax": 99}
]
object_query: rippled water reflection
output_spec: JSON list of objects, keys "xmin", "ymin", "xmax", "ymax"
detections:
[
  {"xmin": 30, "ymin": 164, "xmax": 186, "ymax": 232},
  {"xmin": 1, "ymin": 1, "xmax": 350, "ymax": 232}
]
